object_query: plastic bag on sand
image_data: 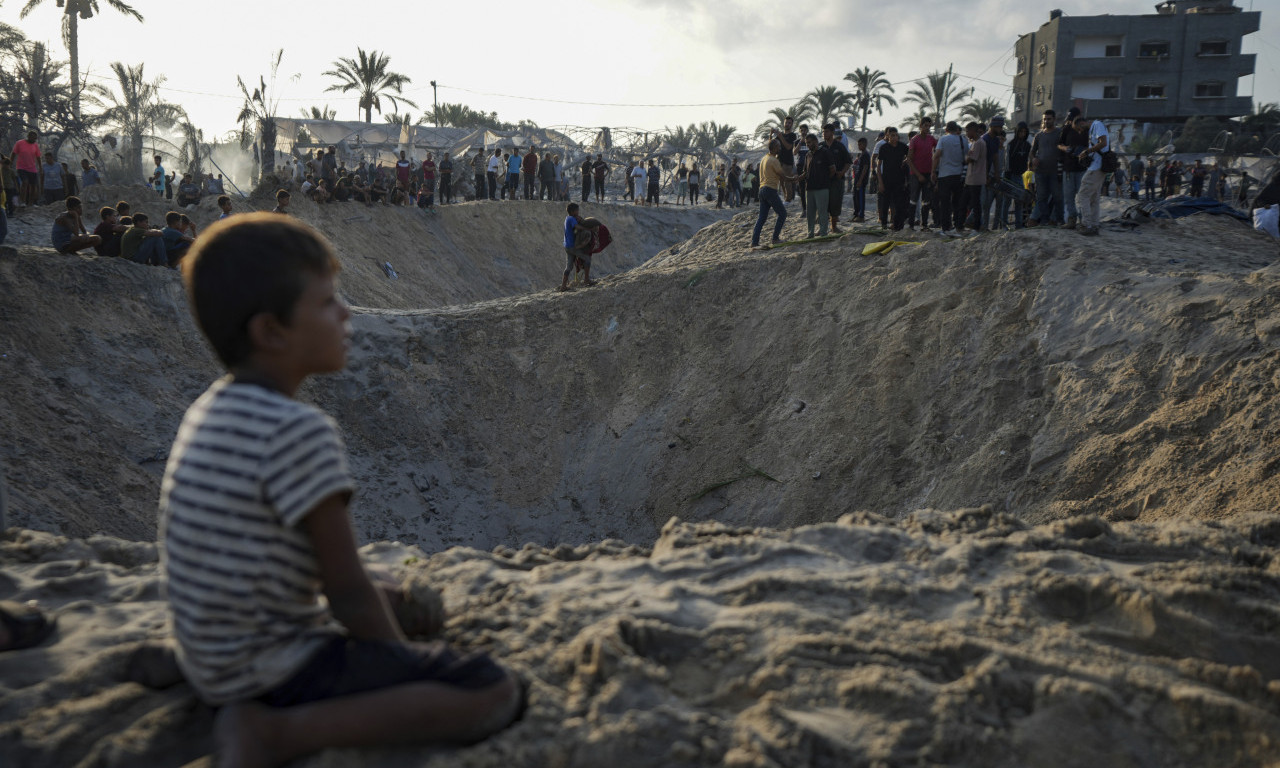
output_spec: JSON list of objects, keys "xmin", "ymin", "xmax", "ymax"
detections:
[{"xmin": 1254, "ymin": 205, "xmax": 1279, "ymax": 241}]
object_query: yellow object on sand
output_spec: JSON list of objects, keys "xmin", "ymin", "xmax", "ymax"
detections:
[{"xmin": 861, "ymin": 241, "xmax": 921, "ymax": 256}]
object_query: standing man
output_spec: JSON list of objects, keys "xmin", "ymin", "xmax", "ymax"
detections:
[
  {"xmin": 439, "ymin": 151, "xmax": 454, "ymax": 204},
  {"xmin": 646, "ymin": 159, "xmax": 661, "ymax": 206},
  {"xmin": 592, "ymin": 153, "xmax": 609, "ymax": 203},
  {"xmin": 750, "ymin": 138, "xmax": 798, "ymax": 249},
  {"xmin": 1027, "ymin": 110, "xmax": 1062, "ymax": 227},
  {"xmin": 471, "ymin": 149, "xmax": 487, "ymax": 202},
  {"xmin": 11, "ymin": 131, "xmax": 42, "ymax": 207},
  {"xmin": 1074, "ymin": 114, "xmax": 1109, "ymax": 237},
  {"xmin": 851, "ymin": 137, "xmax": 870, "ymax": 222},
  {"xmin": 931, "ymin": 121, "xmax": 968, "ymax": 237},
  {"xmin": 522, "ymin": 147, "xmax": 538, "ymax": 200},
  {"xmin": 420, "ymin": 152, "xmax": 437, "ymax": 209},
  {"xmin": 580, "ymin": 155, "xmax": 593, "ymax": 202},
  {"xmin": 152, "ymin": 154, "xmax": 166, "ymax": 195},
  {"xmin": 1056, "ymin": 107, "xmax": 1086, "ymax": 230},
  {"xmin": 506, "ymin": 149, "xmax": 522, "ymax": 201},
  {"xmin": 906, "ymin": 116, "xmax": 937, "ymax": 230},
  {"xmin": 487, "ymin": 148, "xmax": 503, "ymax": 200},
  {"xmin": 321, "ymin": 146, "xmax": 338, "ymax": 192},
  {"xmin": 824, "ymin": 123, "xmax": 852, "ymax": 234},
  {"xmin": 539, "ymin": 152, "xmax": 556, "ymax": 200},
  {"xmin": 773, "ymin": 116, "xmax": 798, "ymax": 202},
  {"xmin": 41, "ymin": 152, "xmax": 65, "ymax": 205},
  {"xmin": 876, "ymin": 127, "xmax": 911, "ymax": 231},
  {"xmin": 803, "ymin": 134, "xmax": 834, "ymax": 238}
]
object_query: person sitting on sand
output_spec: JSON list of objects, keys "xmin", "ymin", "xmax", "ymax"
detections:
[
  {"xmin": 273, "ymin": 189, "xmax": 292, "ymax": 214},
  {"xmin": 163, "ymin": 214, "xmax": 522, "ymax": 767},
  {"xmin": 50, "ymin": 196, "xmax": 102, "ymax": 254},
  {"xmin": 93, "ymin": 206, "xmax": 127, "ymax": 258},
  {"xmin": 161, "ymin": 211, "xmax": 197, "ymax": 266},
  {"xmin": 559, "ymin": 202, "xmax": 602, "ymax": 291},
  {"xmin": 177, "ymin": 173, "xmax": 202, "ymax": 207},
  {"xmin": 120, "ymin": 212, "xmax": 167, "ymax": 266}
]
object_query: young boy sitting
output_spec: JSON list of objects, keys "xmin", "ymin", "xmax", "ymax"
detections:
[{"xmin": 161, "ymin": 213, "xmax": 521, "ymax": 767}]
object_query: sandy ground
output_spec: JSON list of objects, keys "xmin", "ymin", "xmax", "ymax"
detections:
[
  {"xmin": 2, "ymin": 512, "xmax": 1280, "ymax": 767},
  {"xmin": 3, "ymin": 187, "xmax": 1280, "ymax": 766}
]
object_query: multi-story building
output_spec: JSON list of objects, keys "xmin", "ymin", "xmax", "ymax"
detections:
[{"xmin": 1011, "ymin": 0, "xmax": 1260, "ymax": 131}]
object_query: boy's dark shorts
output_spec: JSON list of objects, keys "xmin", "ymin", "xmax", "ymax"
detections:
[{"xmin": 259, "ymin": 636, "xmax": 508, "ymax": 708}]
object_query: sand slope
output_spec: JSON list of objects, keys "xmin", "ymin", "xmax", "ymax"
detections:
[
  {"xmin": 3, "ymin": 511, "xmax": 1279, "ymax": 767},
  {"xmin": 3, "ymin": 203, "xmax": 1280, "ymax": 547}
]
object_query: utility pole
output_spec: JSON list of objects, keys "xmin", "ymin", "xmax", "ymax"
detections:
[
  {"xmin": 430, "ymin": 80, "xmax": 438, "ymax": 125},
  {"xmin": 943, "ymin": 62, "xmax": 953, "ymax": 126}
]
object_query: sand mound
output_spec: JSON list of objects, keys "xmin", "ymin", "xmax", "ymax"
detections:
[
  {"xmin": 2, "ymin": 193, "xmax": 733, "ymax": 310},
  {"xmin": 3, "ymin": 511, "xmax": 1279, "ymax": 767},
  {"xmin": 3, "ymin": 202, "xmax": 1280, "ymax": 548}
]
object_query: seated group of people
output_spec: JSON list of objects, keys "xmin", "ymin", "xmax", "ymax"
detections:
[
  {"xmin": 302, "ymin": 172, "xmax": 402, "ymax": 206},
  {"xmin": 51, "ymin": 194, "xmax": 234, "ymax": 268}
]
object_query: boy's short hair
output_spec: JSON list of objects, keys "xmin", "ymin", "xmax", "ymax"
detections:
[
  {"xmin": 65, "ymin": 196, "xmax": 82, "ymax": 211},
  {"xmin": 133, "ymin": 213, "xmax": 150, "ymax": 225},
  {"xmin": 100, "ymin": 206, "xmax": 116, "ymax": 220},
  {"xmin": 116, "ymin": 201, "xmax": 131, "ymax": 213},
  {"xmin": 276, "ymin": 189, "xmax": 290, "ymax": 201},
  {"xmin": 217, "ymin": 195, "xmax": 231, "ymax": 206},
  {"xmin": 182, "ymin": 213, "xmax": 341, "ymax": 369},
  {"xmin": 567, "ymin": 202, "xmax": 579, "ymax": 215},
  {"xmin": 119, "ymin": 216, "xmax": 133, "ymax": 226},
  {"xmin": 166, "ymin": 211, "xmax": 182, "ymax": 226}
]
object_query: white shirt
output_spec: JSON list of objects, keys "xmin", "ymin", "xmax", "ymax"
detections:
[{"xmin": 1086, "ymin": 121, "xmax": 1109, "ymax": 173}]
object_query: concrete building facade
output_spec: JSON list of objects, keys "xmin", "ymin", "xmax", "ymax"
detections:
[{"xmin": 1012, "ymin": 1, "xmax": 1260, "ymax": 128}]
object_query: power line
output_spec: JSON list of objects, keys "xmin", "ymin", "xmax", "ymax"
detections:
[{"xmin": 434, "ymin": 84, "xmax": 804, "ymax": 109}]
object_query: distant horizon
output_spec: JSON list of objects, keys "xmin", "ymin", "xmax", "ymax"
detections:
[{"xmin": 2, "ymin": 0, "xmax": 1275, "ymax": 143}]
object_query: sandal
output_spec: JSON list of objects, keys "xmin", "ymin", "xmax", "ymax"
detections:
[{"xmin": 0, "ymin": 600, "xmax": 55, "ymax": 652}]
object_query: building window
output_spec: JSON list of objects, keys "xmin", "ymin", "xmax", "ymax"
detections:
[
  {"xmin": 1103, "ymin": 85, "xmax": 1120, "ymax": 99},
  {"xmin": 1198, "ymin": 40, "xmax": 1229, "ymax": 56},
  {"xmin": 1138, "ymin": 41, "xmax": 1170, "ymax": 58},
  {"xmin": 1035, "ymin": 85, "xmax": 1045, "ymax": 106},
  {"xmin": 1195, "ymin": 81, "xmax": 1225, "ymax": 98},
  {"xmin": 1038, "ymin": 44, "xmax": 1050, "ymax": 70},
  {"xmin": 1014, "ymin": 92, "xmax": 1024, "ymax": 111},
  {"xmin": 1017, "ymin": 55, "xmax": 1026, "ymax": 75},
  {"xmin": 1105, "ymin": 44, "xmax": 1122, "ymax": 57},
  {"xmin": 1136, "ymin": 84, "xmax": 1166, "ymax": 99}
]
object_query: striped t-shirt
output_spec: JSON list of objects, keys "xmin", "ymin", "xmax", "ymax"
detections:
[{"xmin": 158, "ymin": 377, "xmax": 354, "ymax": 704}]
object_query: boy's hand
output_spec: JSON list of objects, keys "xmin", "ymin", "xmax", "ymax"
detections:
[{"xmin": 304, "ymin": 493, "xmax": 404, "ymax": 642}]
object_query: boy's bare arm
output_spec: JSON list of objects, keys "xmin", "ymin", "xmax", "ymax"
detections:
[{"xmin": 304, "ymin": 493, "xmax": 405, "ymax": 642}]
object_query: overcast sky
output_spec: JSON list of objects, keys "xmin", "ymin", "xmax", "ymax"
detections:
[{"xmin": 3, "ymin": 0, "xmax": 1277, "ymax": 141}]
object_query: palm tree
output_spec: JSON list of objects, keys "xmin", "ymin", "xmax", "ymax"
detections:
[
  {"xmin": 958, "ymin": 97, "xmax": 1006, "ymax": 124},
  {"xmin": 692, "ymin": 121, "xmax": 736, "ymax": 155},
  {"xmin": 236, "ymin": 50, "xmax": 286, "ymax": 180},
  {"xmin": 323, "ymin": 48, "xmax": 417, "ymax": 124},
  {"xmin": 844, "ymin": 67, "xmax": 898, "ymax": 131},
  {"xmin": 179, "ymin": 120, "xmax": 211, "ymax": 178},
  {"xmin": 899, "ymin": 106, "xmax": 931, "ymax": 132},
  {"xmin": 904, "ymin": 69, "xmax": 974, "ymax": 128},
  {"xmin": 805, "ymin": 85, "xmax": 855, "ymax": 128},
  {"xmin": 19, "ymin": 0, "xmax": 144, "ymax": 120},
  {"xmin": 1242, "ymin": 102, "xmax": 1280, "ymax": 137},
  {"xmin": 1126, "ymin": 132, "xmax": 1163, "ymax": 155},
  {"xmin": 383, "ymin": 111, "xmax": 426, "ymax": 127},
  {"xmin": 100, "ymin": 61, "xmax": 185, "ymax": 183},
  {"xmin": 300, "ymin": 105, "xmax": 337, "ymax": 120}
]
